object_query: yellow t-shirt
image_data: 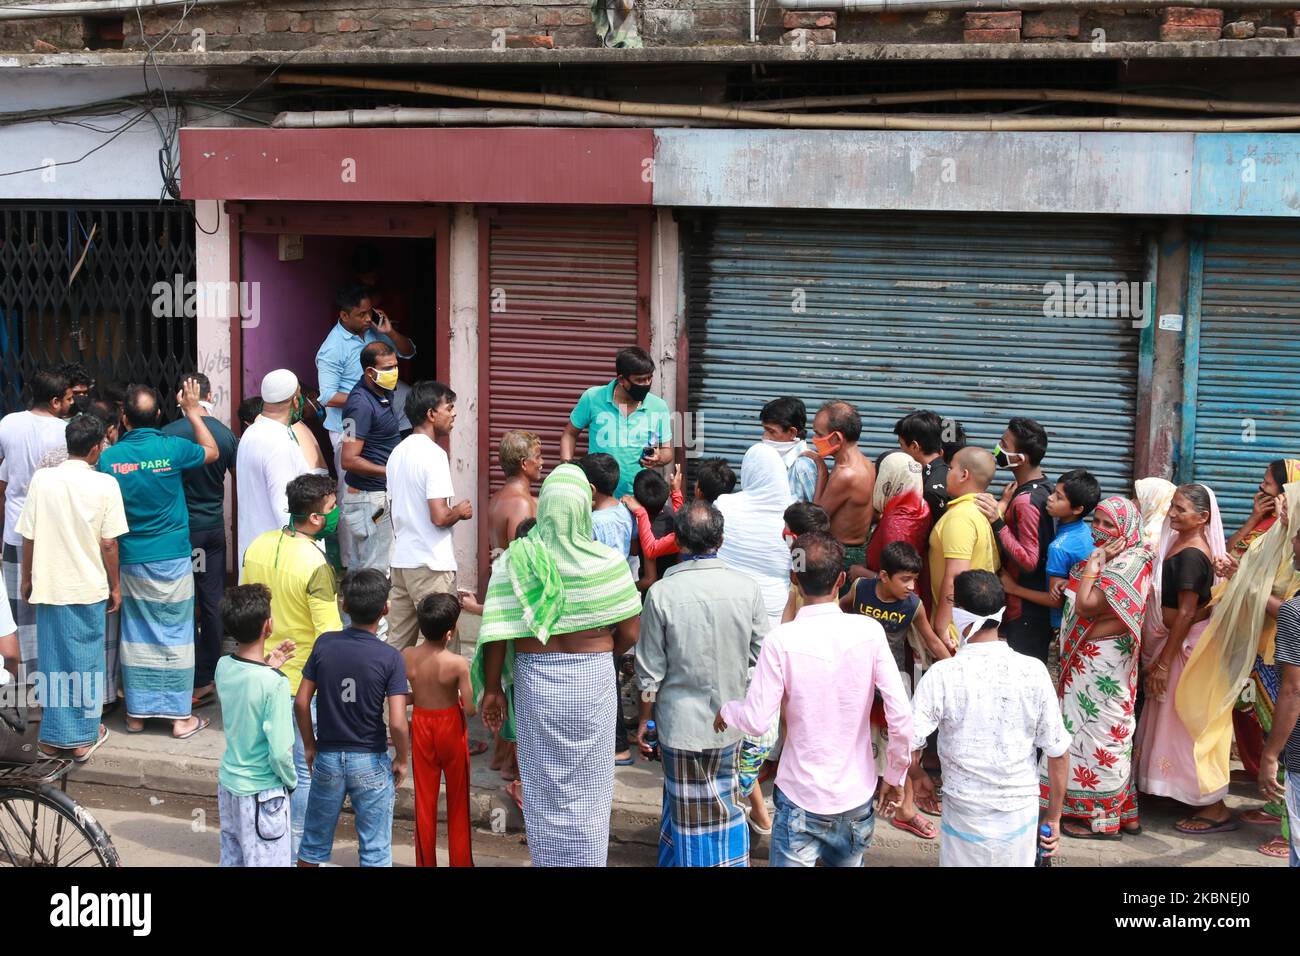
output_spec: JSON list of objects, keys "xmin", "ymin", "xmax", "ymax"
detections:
[
  {"xmin": 928, "ymin": 492, "xmax": 1001, "ymax": 612},
  {"xmin": 240, "ymin": 529, "xmax": 342, "ymax": 694}
]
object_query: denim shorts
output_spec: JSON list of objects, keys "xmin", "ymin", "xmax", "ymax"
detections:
[{"xmin": 298, "ymin": 750, "xmax": 395, "ymax": 867}]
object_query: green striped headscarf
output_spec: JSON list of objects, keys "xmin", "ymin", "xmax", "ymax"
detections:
[{"xmin": 471, "ymin": 463, "xmax": 642, "ymax": 737}]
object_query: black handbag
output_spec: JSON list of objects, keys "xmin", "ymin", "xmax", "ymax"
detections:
[{"xmin": 0, "ymin": 701, "xmax": 39, "ymax": 765}]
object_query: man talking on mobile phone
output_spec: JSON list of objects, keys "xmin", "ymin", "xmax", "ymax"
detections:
[{"xmin": 315, "ymin": 283, "xmax": 416, "ymax": 566}]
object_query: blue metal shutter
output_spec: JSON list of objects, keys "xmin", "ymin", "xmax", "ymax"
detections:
[
  {"xmin": 686, "ymin": 211, "xmax": 1145, "ymax": 497},
  {"xmin": 1183, "ymin": 221, "xmax": 1300, "ymax": 528}
]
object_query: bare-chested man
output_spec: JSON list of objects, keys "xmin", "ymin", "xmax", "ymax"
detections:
[
  {"xmin": 488, "ymin": 430, "xmax": 543, "ymax": 556},
  {"xmin": 804, "ymin": 401, "xmax": 876, "ymax": 591}
]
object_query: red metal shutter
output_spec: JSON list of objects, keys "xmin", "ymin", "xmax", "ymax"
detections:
[{"xmin": 479, "ymin": 205, "xmax": 650, "ymax": 510}]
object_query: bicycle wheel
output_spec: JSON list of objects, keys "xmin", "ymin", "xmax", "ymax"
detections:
[{"xmin": 0, "ymin": 785, "xmax": 120, "ymax": 867}]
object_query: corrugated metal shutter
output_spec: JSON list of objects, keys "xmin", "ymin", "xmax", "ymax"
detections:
[
  {"xmin": 686, "ymin": 210, "xmax": 1145, "ymax": 496},
  {"xmin": 1185, "ymin": 221, "xmax": 1300, "ymax": 527},
  {"xmin": 483, "ymin": 209, "xmax": 649, "ymax": 495}
]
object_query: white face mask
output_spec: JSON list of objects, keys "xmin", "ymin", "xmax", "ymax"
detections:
[
  {"xmin": 762, "ymin": 438, "xmax": 800, "ymax": 455},
  {"xmin": 951, "ymin": 606, "xmax": 1006, "ymax": 646}
]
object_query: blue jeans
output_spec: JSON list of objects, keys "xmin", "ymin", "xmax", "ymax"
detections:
[
  {"xmin": 290, "ymin": 695, "xmax": 317, "ymax": 859},
  {"xmin": 1287, "ymin": 776, "xmax": 1300, "ymax": 868},
  {"xmin": 298, "ymin": 750, "xmax": 396, "ymax": 867},
  {"xmin": 342, "ymin": 488, "xmax": 393, "ymax": 573},
  {"xmin": 770, "ymin": 786, "xmax": 876, "ymax": 868}
]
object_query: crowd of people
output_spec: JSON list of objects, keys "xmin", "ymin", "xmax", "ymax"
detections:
[{"xmin": 2, "ymin": 294, "xmax": 1300, "ymax": 870}]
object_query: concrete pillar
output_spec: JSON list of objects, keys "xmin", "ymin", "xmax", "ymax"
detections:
[
  {"xmin": 649, "ymin": 208, "xmax": 682, "ymax": 414},
  {"xmin": 1136, "ymin": 220, "xmax": 1190, "ymax": 481},
  {"xmin": 447, "ymin": 204, "xmax": 481, "ymax": 591}
]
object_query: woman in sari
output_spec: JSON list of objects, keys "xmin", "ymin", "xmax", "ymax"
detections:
[
  {"xmin": 865, "ymin": 452, "xmax": 931, "ymax": 586},
  {"xmin": 1221, "ymin": 460, "xmax": 1300, "ymax": 855},
  {"xmin": 1134, "ymin": 483, "xmax": 1231, "ymax": 833},
  {"xmin": 1045, "ymin": 496, "xmax": 1154, "ymax": 839},
  {"xmin": 473, "ymin": 464, "xmax": 642, "ymax": 866},
  {"xmin": 1135, "ymin": 477, "xmax": 1176, "ymax": 551}
]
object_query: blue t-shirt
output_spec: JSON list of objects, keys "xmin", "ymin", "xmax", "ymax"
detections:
[
  {"xmin": 341, "ymin": 382, "xmax": 402, "ymax": 492},
  {"xmin": 303, "ymin": 627, "xmax": 409, "ymax": 753},
  {"xmin": 1045, "ymin": 519, "xmax": 1095, "ymax": 628},
  {"xmin": 98, "ymin": 427, "xmax": 208, "ymax": 564},
  {"xmin": 591, "ymin": 504, "xmax": 634, "ymax": 557}
]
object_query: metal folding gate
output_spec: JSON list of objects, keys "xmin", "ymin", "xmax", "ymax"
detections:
[
  {"xmin": 685, "ymin": 210, "xmax": 1147, "ymax": 497},
  {"xmin": 1180, "ymin": 220, "xmax": 1300, "ymax": 527},
  {"xmin": 0, "ymin": 203, "xmax": 196, "ymax": 414}
]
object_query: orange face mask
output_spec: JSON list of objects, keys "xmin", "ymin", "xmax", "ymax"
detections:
[{"xmin": 810, "ymin": 432, "xmax": 841, "ymax": 457}]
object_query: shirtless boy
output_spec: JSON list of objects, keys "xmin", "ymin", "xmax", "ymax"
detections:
[{"xmin": 403, "ymin": 593, "xmax": 475, "ymax": 867}]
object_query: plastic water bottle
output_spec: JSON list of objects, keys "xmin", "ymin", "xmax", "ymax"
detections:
[
  {"xmin": 645, "ymin": 720, "xmax": 660, "ymax": 762},
  {"xmin": 1035, "ymin": 823, "xmax": 1053, "ymax": 868},
  {"xmin": 641, "ymin": 429, "xmax": 658, "ymax": 464}
]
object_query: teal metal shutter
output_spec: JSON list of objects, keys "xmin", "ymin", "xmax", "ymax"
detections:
[
  {"xmin": 686, "ymin": 211, "xmax": 1145, "ymax": 496},
  {"xmin": 1182, "ymin": 221, "xmax": 1300, "ymax": 527}
]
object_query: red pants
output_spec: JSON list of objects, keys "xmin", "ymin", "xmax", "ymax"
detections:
[{"xmin": 412, "ymin": 705, "xmax": 474, "ymax": 867}]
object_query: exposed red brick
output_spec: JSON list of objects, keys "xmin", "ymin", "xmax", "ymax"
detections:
[
  {"xmin": 291, "ymin": 19, "xmax": 313, "ymax": 33},
  {"xmin": 1257, "ymin": 25, "xmax": 1288, "ymax": 36},
  {"xmin": 1222, "ymin": 19, "xmax": 1256, "ymax": 36},
  {"xmin": 1161, "ymin": 7, "xmax": 1224, "ymax": 27},
  {"xmin": 337, "ymin": 19, "xmax": 361, "ymax": 33},
  {"xmin": 1159, "ymin": 24, "xmax": 1223, "ymax": 39},
  {"xmin": 537, "ymin": 9, "xmax": 562, "ymax": 27},
  {"xmin": 561, "ymin": 8, "xmax": 590, "ymax": 26},
  {"xmin": 264, "ymin": 13, "xmax": 291, "ymax": 32},
  {"xmin": 32, "ymin": 38, "xmax": 58, "ymax": 52},
  {"xmin": 505, "ymin": 34, "xmax": 554, "ymax": 48},
  {"xmin": 964, "ymin": 11, "xmax": 1022, "ymax": 30},
  {"xmin": 1022, "ymin": 10, "xmax": 1080, "ymax": 38},
  {"xmin": 410, "ymin": 19, "xmax": 434, "ymax": 31},
  {"xmin": 963, "ymin": 27, "xmax": 1021, "ymax": 42},
  {"xmin": 782, "ymin": 10, "xmax": 837, "ymax": 29}
]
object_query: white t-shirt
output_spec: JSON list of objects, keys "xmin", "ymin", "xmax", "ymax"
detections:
[
  {"xmin": 388, "ymin": 433, "xmax": 456, "ymax": 571},
  {"xmin": 235, "ymin": 416, "xmax": 309, "ymax": 563},
  {"xmin": 0, "ymin": 411, "xmax": 69, "ymax": 547}
]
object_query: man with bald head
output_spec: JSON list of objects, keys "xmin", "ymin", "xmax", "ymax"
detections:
[{"xmin": 928, "ymin": 446, "xmax": 1001, "ymax": 646}]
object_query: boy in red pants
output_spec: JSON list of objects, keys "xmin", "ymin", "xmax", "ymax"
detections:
[{"xmin": 403, "ymin": 593, "xmax": 475, "ymax": 867}]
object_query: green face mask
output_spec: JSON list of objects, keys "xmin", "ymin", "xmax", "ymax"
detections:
[
  {"xmin": 290, "ymin": 394, "xmax": 305, "ymax": 425},
  {"xmin": 290, "ymin": 505, "xmax": 340, "ymax": 540}
]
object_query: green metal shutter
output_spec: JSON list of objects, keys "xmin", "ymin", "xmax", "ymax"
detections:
[
  {"xmin": 1183, "ymin": 221, "xmax": 1300, "ymax": 528},
  {"xmin": 686, "ymin": 210, "xmax": 1145, "ymax": 496}
]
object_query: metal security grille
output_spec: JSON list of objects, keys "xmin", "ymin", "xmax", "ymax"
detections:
[{"xmin": 0, "ymin": 203, "xmax": 196, "ymax": 415}]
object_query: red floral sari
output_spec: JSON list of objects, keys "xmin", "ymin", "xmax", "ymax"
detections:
[{"xmin": 1038, "ymin": 496, "xmax": 1155, "ymax": 835}]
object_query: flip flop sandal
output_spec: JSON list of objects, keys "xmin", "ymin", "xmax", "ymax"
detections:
[
  {"xmin": 1241, "ymin": 808, "xmax": 1281, "ymax": 826},
  {"xmin": 614, "ymin": 754, "xmax": 636, "ymax": 766},
  {"xmin": 916, "ymin": 798, "xmax": 943, "ymax": 818},
  {"xmin": 1062, "ymin": 823, "xmax": 1121, "ymax": 841},
  {"xmin": 1257, "ymin": 836, "xmax": 1290, "ymax": 859},
  {"xmin": 173, "ymin": 715, "xmax": 210, "ymax": 740},
  {"xmin": 741, "ymin": 804, "xmax": 773, "ymax": 837},
  {"xmin": 891, "ymin": 815, "xmax": 938, "ymax": 840},
  {"xmin": 468, "ymin": 739, "xmax": 489, "ymax": 757},
  {"xmin": 191, "ymin": 693, "xmax": 216, "ymax": 709},
  {"xmin": 1174, "ymin": 815, "xmax": 1240, "ymax": 835},
  {"xmin": 74, "ymin": 727, "xmax": 110, "ymax": 764}
]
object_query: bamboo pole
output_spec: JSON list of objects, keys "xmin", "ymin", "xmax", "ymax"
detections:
[
  {"xmin": 741, "ymin": 88, "xmax": 1300, "ymax": 115},
  {"xmin": 276, "ymin": 72, "xmax": 1300, "ymax": 132}
]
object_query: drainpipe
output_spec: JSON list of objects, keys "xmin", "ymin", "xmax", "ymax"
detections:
[
  {"xmin": 0, "ymin": 0, "xmax": 244, "ymax": 20},
  {"xmin": 272, "ymin": 108, "xmax": 731, "ymax": 128},
  {"xmin": 777, "ymin": 0, "xmax": 1295, "ymax": 8}
]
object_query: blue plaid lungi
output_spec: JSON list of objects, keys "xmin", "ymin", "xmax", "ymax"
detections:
[
  {"xmin": 659, "ymin": 742, "xmax": 749, "ymax": 867},
  {"xmin": 35, "ymin": 601, "xmax": 106, "ymax": 749}
]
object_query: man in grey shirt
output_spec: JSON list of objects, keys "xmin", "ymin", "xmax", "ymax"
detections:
[{"xmin": 634, "ymin": 499, "xmax": 770, "ymax": 866}]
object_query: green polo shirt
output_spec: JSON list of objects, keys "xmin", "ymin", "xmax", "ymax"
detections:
[
  {"xmin": 98, "ymin": 427, "xmax": 208, "ymax": 565},
  {"xmin": 569, "ymin": 379, "xmax": 673, "ymax": 498}
]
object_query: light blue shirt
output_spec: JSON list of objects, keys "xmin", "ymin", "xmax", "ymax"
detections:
[
  {"xmin": 592, "ymin": 504, "xmax": 635, "ymax": 558},
  {"xmin": 314, "ymin": 322, "xmax": 414, "ymax": 433}
]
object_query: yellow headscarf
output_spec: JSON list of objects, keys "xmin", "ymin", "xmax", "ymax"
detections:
[
  {"xmin": 1176, "ymin": 481, "xmax": 1300, "ymax": 796},
  {"xmin": 1134, "ymin": 477, "xmax": 1176, "ymax": 551}
]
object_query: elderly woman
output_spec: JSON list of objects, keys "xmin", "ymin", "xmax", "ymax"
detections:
[
  {"xmin": 865, "ymin": 452, "xmax": 931, "ymax": 579},
  {"xmin": 1048, "ymin": 496, "xmax": 1155, "ymax": 839},
  {"xmin": 474, "ymin": 464, "xmax": 642, "ymax": 866},
  {"xmin": 1135, "ymin": 483, "xmax": 1229, "ymax": 834}
]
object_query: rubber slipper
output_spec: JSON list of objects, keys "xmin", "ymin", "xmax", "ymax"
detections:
[
  {"xmin": 468, "ymin": 738, "xmax": 489, "ymax": 757},
  {"xmin": 614, "ymin": 754, "xmax": 636, "ymax": 766},
  {"xmin": 1063, "ymin": 823, "xmax": 1121, "ymax": 841},
  {"xmin": 173, "ymin": 715, "xmax": 210, "ymax": 740},
  {"xmin": 741, "ymin": 804, "xmax": 772, "ymax": 837},
  {"xmin": 891, "ymin": 815, "xmax": 937, "ymax": 840},
  {"xmin": 1174, "ymin": 815, "xmax": 1239, "ymax": 835},
  {"xmin": 191, "ymin": 693, "xmax": 216, "ymax": 709},
  {"xmin": 1257, "ymin": 836, "xmax": 1290, "ymax": 859},
  {"xmin": 74, "ymin": 727, "xmax": 110, "ymax": 764},
  {"xmin": 916, "ymin": 797, "xmax": 943, "ymax": 818},
  {"xmin": 1241, "ymin": 808, "xmax": 1281, "ymax": 826}
]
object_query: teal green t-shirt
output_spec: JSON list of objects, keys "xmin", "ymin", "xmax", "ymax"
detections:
[
  {"xmin": 98, "ymin": 427, "xmax": 208, "ymax": 565},
  {"xmin": 569, "ymin": 379, "xmax": 673, "ymax": 499}
]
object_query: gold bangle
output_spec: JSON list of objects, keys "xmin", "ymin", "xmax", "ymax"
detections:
[{"xmin": 1080, "ymin": 573, "xmax": 1098, "ymax": 581}]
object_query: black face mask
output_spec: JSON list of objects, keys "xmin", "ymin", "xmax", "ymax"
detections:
[{"xmin": 623, "ymin": 378, "xmax": 651, "ymax": 402}]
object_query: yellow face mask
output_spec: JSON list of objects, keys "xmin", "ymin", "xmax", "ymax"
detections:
[{"xmin": 372, "ymin": 367, "xmax": 399, "ymax": 391}]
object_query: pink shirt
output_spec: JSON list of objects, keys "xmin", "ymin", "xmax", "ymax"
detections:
[{"xmin": 720, "ymin": 602, "xmax": 913, "ymax": 815}]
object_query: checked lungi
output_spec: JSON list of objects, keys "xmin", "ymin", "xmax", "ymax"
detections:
[
  {"xmin": 34, "ymin": 601, "xmax": 107, "ymax": 749},
  {"xmin": 659, "ymin": 742, "xmax": 749, "ymax": 867},
  {"xmin": 514, "ymin": 651, "xmax": 615, "ymax": 867},
  {"xmin": 3, "ymin": 542, "xmax": 37, "ymax": 686},
  {"xmin": 120, "ymin": 557, "xmax": 196, "ymax": 720}
]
